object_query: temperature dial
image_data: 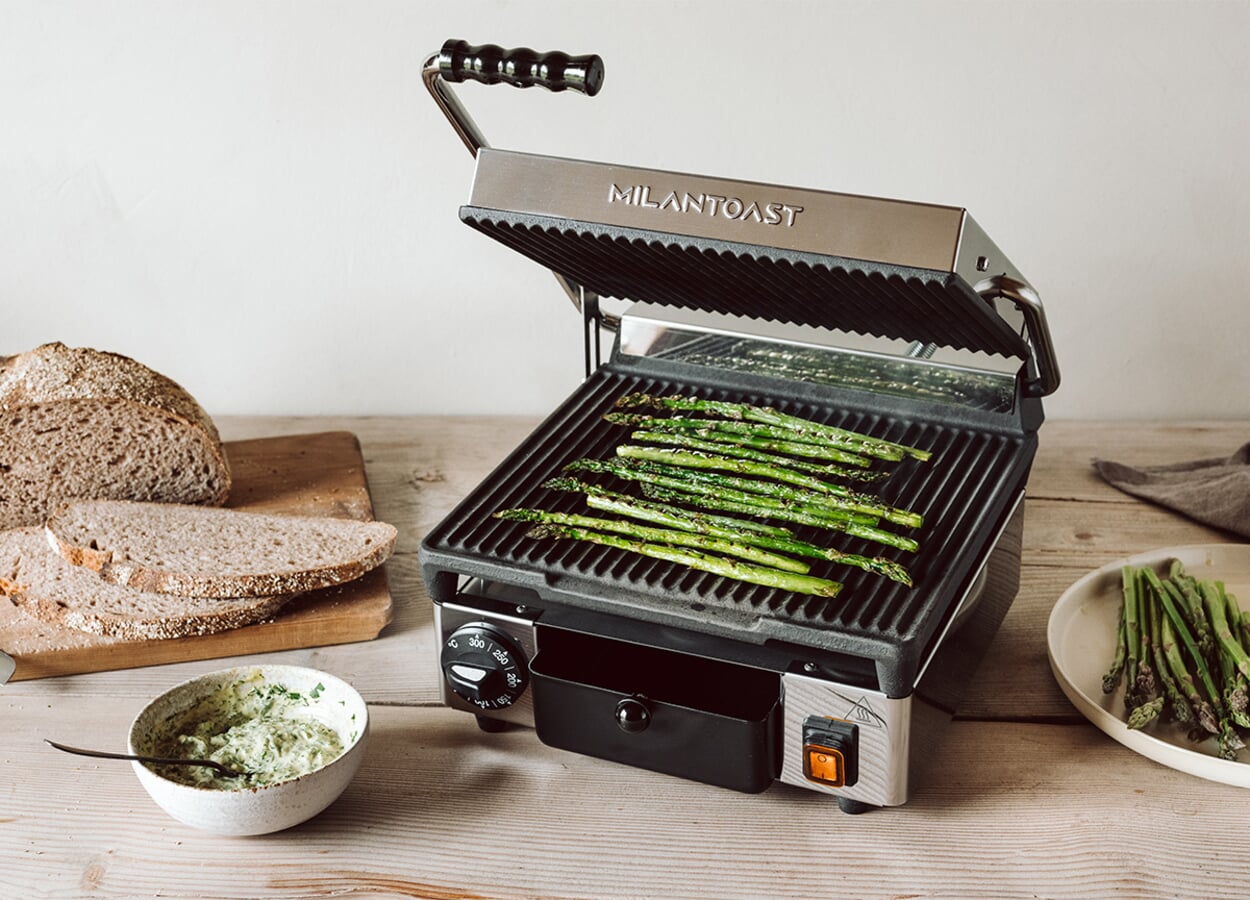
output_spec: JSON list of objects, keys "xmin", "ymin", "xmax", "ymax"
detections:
[{"xmin": 441, "ymin": 623, "xmax": 529, "ymax": 710}]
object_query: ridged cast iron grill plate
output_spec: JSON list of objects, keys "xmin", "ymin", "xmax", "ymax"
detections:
[
  {"xmin": 420, "ymin": 367, "xmax": 1035, "ymax": 694},
  {"xmin": 460, "ymin": 209, "xmax": 1031, "ymax": 360}
]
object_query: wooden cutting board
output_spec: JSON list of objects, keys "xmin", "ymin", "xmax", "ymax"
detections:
[{"xmin": 0, "ymin": 431, "xmax": 394, "ymax": 681}]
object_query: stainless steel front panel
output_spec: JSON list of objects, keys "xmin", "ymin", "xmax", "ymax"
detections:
[{"xmin": 780, "ymin": 673, "xmax": 912, "ymax": 806}]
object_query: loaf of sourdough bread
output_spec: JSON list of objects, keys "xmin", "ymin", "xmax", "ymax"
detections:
[
  {"xmin": 0, "ymin": 527, "xmax": 294, "ymax": 640},
  {"xmin": 46, "ymin": 500, "xmax": 398, "ymax": 599},
  {"xmin": 0, "ymin": 342, "xmax": 230, "ymax": 529}
]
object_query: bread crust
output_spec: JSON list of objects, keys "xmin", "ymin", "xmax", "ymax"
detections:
[
  {"xmin": 0, "ymin": 343, "xmax": 224, "ymax": 448},
  {"xmin": 0, "ymin": 343, "xmax": 231, "ymax": 526}
]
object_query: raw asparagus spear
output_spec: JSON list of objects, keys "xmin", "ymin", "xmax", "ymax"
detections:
[
  {"xmin": 1134, "ymin": 576, "xmax": 1158, "ymax": 710},
  {"xmin": 1160, "ymin": 610, "xmax": 1220, "ymax": 735},
  {"xmin": 1220, "ymin": 587, "xmax": 1250, "ymax": 726},
  {"xmin": 615, "ymin": 393, "xmax": 932, "ymax": 461},
  {"xmin": 546, "ymin": 479, "xmax": 913, "ymax": 586},
  {"xmin": 1123, "ymin": 566, "xmax": 1144, "ymax": 711},
  {"xmin": 524, "ymin": 523, "xmax": 843, "ymax": 598},
  {"xmin": 1197, "ymin": 580, "xmax": 1250, "ymax": 729},
  {"xmin": 615, "ymin": 445, "xmax": 924, "ymax": 528},
  {"xmin": 1148, "ymin": 571, "xmax": 1224, "ymax": 712},
  {"xmin": 1170, "ymin": 565, "xmax": 1216, "ymax": 660},
  {"xmin": 1144, "ymin": 569, "xmax": 1223, "ymax": 737},
  {"xmin": 493, "ymin": 508, "xmax": 811, "ymax": 573},
  {"xmin": 1147, "ymin": 586, "xmax": 1194, "ymax": 725},
  {"xmin": 1102, "ymin": 593, "xmax": 1128, "ymax": 695},
  {"xmin": 1225, "ymin": 589, "xmax": 1250, "ymax": 654},
  {"xmin": 1201, "ymin": 580, "xmax": 1250, "ymax": 682}
]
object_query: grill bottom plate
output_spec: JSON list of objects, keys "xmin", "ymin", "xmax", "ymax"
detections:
[{"xmin": 420, "ymin": 364, "xmax": 1035, "ymax": 696}]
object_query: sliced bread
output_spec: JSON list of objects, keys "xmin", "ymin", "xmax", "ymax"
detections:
[
  {"xmin": 0, "ymin": 527, "xmax": 294, "ymax": 640},
  {"xmin": 46, "ymin": 499, "xmax": 398, "ymax": 598},
  {"xmin": 0, "ymin": 342, "xmax": 231, "ymax": 530}
]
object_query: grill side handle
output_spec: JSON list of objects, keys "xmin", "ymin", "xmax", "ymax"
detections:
[
  {"xmin": 440, "ymin": 41, "xmax": 604, "ymax": 96},
  {"xmin": 976, "ymin": 276, "xmax": 1061, "ymax": 398},
  {"xmin": 423, "ymin": 39, "xmax": 604, "ymax": 157}
]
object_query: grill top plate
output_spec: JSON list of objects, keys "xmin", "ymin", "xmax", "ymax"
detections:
[{"xmin": 461, "ymin": 149, "xmax": 1035, "ymax": 360}]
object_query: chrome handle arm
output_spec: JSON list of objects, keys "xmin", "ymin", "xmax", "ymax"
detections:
[
  {"xmin": 423, "ymin": 52, "xmax": 489, "ymax": 157},
  {"xmin": 977, "ymin": 276, "xmax": 1060, "ymax": 398}
]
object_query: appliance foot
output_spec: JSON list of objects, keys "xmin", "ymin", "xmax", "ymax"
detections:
[
  {"xmin": 475, "ymin": 715, "xmax": 512, "ymax": 733},
  {"xmin": 836, "ymin": 797, "xmax": 874, "ymax": 815}
]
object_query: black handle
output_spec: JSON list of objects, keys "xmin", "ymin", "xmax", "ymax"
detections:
[{"xmin": 438, "ymin": 40, "xmax": 604, "ymax": 96}]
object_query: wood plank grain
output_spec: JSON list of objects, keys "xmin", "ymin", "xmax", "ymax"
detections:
[
  {"xmin": 1030, "ymin": 420, "xmax": 1248, "ymax": 503},
  {"xmin": 8, "ymin": 703, "xmax": 1248, "ymax": 899}
]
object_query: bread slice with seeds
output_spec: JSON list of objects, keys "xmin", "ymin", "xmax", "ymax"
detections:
[
  {"xmin": 46, "ymin": 500, "xmax": 397, "ymax": 599},
  {"xmin": 0, "ymin": 527, "xmax": 294, "ymax": 640},
  {"xmin": 0, "ymin": 342, "xmax": 231, "ymax": 529}
]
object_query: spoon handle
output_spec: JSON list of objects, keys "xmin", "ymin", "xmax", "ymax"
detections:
[{"xmin": 45, "ymin": 739, "xmax": 250, "ymax": 778}]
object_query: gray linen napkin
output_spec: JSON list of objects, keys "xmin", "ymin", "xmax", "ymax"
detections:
[{"xmin": 1092, "ymin": 443, "xmax": 1250, "ymax": 539}]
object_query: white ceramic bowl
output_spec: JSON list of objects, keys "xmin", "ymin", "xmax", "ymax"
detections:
[{"xmin": 128, "ymin": 664, "xmax": 368, "ymax": 835}]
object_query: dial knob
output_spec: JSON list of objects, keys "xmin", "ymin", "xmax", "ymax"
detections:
[{"xmin": 442, "ymin": 623, "xmax": 529, "ymax": 710}]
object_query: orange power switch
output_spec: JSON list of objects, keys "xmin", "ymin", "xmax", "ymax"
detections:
[
  {"xmin": 802, "ymin": 716, "xmax": 859, "ymax": 788},
  {"xmin": 804, "ymin": 745, "xmax": 846, "ymax": 786}
]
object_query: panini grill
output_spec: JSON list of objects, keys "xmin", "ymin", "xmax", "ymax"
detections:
[{"xmin": 418, "ymin": 41, "xmax": 1059, "ymax": 812}]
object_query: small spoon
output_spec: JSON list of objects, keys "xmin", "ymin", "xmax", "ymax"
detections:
[{"xmin": 45, "ymin": 739, "xmax": 252, "ymax": 779}]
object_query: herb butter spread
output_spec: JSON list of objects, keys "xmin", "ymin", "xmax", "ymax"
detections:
[{"xmin": 149, "ymin": 672, "xmax": 348, "ymax": 790}]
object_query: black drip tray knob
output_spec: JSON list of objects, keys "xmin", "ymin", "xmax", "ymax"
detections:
[{"xmin": 615, "ymin": 696, "xmax": 651, "ymax": 733}]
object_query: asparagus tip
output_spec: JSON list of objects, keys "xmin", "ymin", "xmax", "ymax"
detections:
[
  {"xmin": 1127, "ymin": 697, "xmax": 1164, "ymax": 730},
  {"xmin": 526, "ymin": 523, "xmax": 570, "ymax": 541},
  {"xmin": 614, "ymin": 392, "xmax": 654, "ymax": 410},
  {"xmin": 494, "ymin": 508, "xmax": 542, "ymax": 522},
  {"xmin": 542, "ymin": 476, "xmax": 585, "ymax": 493}
]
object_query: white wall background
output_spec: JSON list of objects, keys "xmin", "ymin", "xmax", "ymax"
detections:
[{"xmin": 3, "ymin": 0, "xmax": 1248, "ymax": 420}]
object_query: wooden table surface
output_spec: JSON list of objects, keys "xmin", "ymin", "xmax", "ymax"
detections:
[{"xmin": 4, "ymin": 416, "xmax": 1248, "ymax": 898}]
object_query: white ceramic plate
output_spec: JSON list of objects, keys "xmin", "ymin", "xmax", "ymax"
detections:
[{"xmin": 1047, "ymin": 543, "xmax": 1250, "ymax": 787}]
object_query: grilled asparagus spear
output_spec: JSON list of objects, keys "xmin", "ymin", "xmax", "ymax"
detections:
[
  {"xmin": 494, "ymin": 508, "xmax": 811, "ymax": 573},
  {"xmin": 499, "ymin": 393, "xmax": 930, "ymax": 595},
  {"xmin": 523, "ymin": 522, "xmax": 843, "ymax": 598},
  {"xmin": 614, "ymin": 393, "xmax": 932, "ymax": 461},
  {"xmin": 543, "ymin": 478, "xmax": 913, "ymax": 586},
  {"xmin": 625, "ymin": 428, "xmax": 888, "ymax": 482},
  {"xmin": 603, "ymin": 413, "xmax": 876, "ymax": 468},
  {"xmin": 565, "ymin": 457, "xmax": 920, "ymax": 553},
  {"xmin": 614, "ymin": 445, "xmax": 923, "ymax": 528},
  {"xmin": 639, "ymin": 482, "xmax": 919, "ymax": 554}
]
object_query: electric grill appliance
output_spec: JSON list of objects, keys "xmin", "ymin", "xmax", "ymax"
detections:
[{"xmin": 418, "ymin": 40, "xmax": 1060, "ymax": 812}]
